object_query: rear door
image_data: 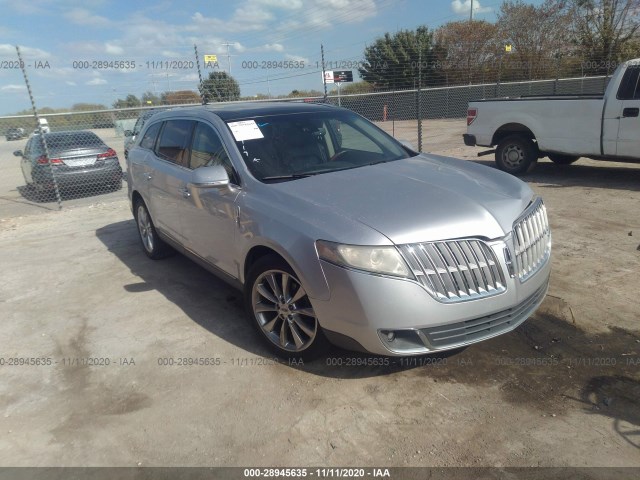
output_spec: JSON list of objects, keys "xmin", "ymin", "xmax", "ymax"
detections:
[
  {"xmin": 180, "ymin": 121, "xmax": 241, "ymax": 277},
  {"xmin": 615, "ymin": 65, "xmax": 640, "ymax": 158},
  {"xmin": 147, "ymin": 119, "xmax": 195, "ymax": 243}
]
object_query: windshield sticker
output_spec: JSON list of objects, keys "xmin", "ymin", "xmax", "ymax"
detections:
[{"xmin": 227, "ymin": 120, "xmax": 264, "ymax": 141}]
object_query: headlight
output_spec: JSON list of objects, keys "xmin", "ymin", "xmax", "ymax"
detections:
[{"xmin": 316, "ymin": 240, "xmax": 412, "ymax": 278}]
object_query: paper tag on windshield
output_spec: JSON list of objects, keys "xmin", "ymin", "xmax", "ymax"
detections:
[{"xmin": 227, "ymin": 120, "xmax": 264, "ymax": 141}]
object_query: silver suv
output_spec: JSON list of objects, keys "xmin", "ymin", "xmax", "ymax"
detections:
[{"xmin": 127, "ymin": 102, "xmax": 551, "ymax": 359}]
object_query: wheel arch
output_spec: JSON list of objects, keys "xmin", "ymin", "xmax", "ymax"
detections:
[
  {"xmin": 241, "ymin": 240, "xmax": 330, "ymax": 301},
  {"xmin": 492, "ymin": 123, "xmax": 537, "ymax": 147}
]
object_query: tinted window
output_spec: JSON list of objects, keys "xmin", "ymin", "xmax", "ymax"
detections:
[
  {"xmin": 189, "ymin": 123, "xmax": 238, "ymax": 184},
  {"xmin": 618, "ymin": 66, "xmax": 640, "ymax": 100},
  {"xmin": 227, "ymin": 110, "xmax": 410, "ymax": 182},
  {"xmin": 333, "ymin": 121, "xmax": 383, "ymax": 154},
  {"xmin": 156, "ymin": 120, "xmax": 194, "ymax": 167},
  {"xmin": 45, "ymin": 131, "xmax": 104, "ymax": 150},
  {"xmin": 140, "ymin": 122, "xmax": 162, "ymax": 150}
]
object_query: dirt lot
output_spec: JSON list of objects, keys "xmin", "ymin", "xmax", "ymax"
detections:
[{"xmin": 0, "ymin": 119, "xmax": 639, "ymax": 467}]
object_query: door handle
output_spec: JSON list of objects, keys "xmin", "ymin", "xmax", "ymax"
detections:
[
  {"xmin": 623, "ymin": 107, "xmax": 639, "ymax": 118},
  {"xmin": 179, "ymin": 187, "xmax": 191, "ymax": 198}
]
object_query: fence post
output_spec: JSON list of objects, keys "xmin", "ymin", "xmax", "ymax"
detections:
[{"xmin": 16, "ymin": 45, "xmax": 62, "ymax": 210}]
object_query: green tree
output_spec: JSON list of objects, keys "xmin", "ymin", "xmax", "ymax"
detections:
[
  {"xmin": 339, "ymin": 81, "xmax": 374, "ymax": 94},
  {"xmin": 358, "ymin": 26, "xmax": 441, "ymax": 90},
  {"xmin": 112, "ymin": 94, "xmax": 141, "ymax": 109},
  {"xmin": 199, "ymin": 71, "xmax": 241, "ymax": 102},
  {"xmin": 141, "ymin": 91, "xmax": 161, "ymax": 106}
]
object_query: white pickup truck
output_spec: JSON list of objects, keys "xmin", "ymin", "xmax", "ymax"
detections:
[{"xmin": 463, "ymin": 58, "xmax": 640, "ymax": 174}]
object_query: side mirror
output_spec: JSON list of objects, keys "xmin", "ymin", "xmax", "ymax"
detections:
[
  {"xmin": 190, "ymin": 165, "xmax": 229, "ymax": 188},
  {"xmin": 13, "ymin": 150, "xmax": 23, "ymax": 157},
  {"xmin": 124, "ymin": 130, "xmax": 133, "ymax": 137}
]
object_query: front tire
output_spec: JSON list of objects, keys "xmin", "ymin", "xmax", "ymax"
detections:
[
  {"xmin": 245, "ymin": 255, "xmax": 329, "ymax": 360},
  {"xmin": 133, "ymin": 199, "xmax": 174, "ymax": 259},
  {"xmin": 548, "ymin": 153, "xmax": 579, "ymax": 165},
  {"xmin": 495, "ymin": 135, "xmax": 538, "ymax": 175}
]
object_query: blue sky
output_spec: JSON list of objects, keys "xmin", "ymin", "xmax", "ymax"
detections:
[{"xmin": 0, "ymin": 0, "xmax": 538, "ymax": 114}]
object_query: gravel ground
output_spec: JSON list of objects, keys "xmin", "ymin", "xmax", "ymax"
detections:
[{"xmin": 0, "ymin": 119, "xmax": 638, "ymax": 467}]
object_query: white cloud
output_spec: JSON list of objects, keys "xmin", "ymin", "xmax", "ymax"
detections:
[
  {"xmin": 285, "ymin": 54, "xmax": 309, "ymax": 63},
  {"xmin": 451, "ymin": 0, "xmax": 492, "ymax": 16},
  {"xmin": 0, "ymin": 44, "xmax": 51, "ymax": 58},
  {"xmin": 64, "ymin": 8, "xmax": 110, "ymax": 27},
  {"xmin": 66, "ymin": 81, "xmax": 77, "ymax": 86},
  {"xmin": 105, "ymin": 43, "xmax": 123, "ymax": 55},
  {"xmin": 260, "ymin": 43, "xmax": 285, "ymax": 52},
  {"xmin": 277, "ymin": 0, "xmax": 377, "ymax": 33},
  {"xmin": 1, "ymin": 84, "xmax": 27, "ymax": 91},
  {"xmin": 86, "ymin": 78, "xmax": 107, "ymax": 85},
  {"xmin": 178, "ymin": 73, "xmax": 200, "ymax": 82}
]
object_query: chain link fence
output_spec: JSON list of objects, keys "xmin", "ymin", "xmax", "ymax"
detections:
[{"xmin": 0, "ymin": 72, "xmax": 611, "ymax": 217}]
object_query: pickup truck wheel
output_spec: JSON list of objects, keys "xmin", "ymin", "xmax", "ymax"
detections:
[
  {"xmin": 548, "ymin": 154, "xmax": 579, "ymax": 165},
  {"xmin": 496, "ymin": 135, "xmax": 537, "ymax": 175},
  {"xmin": 134, "ymin": 199, "xmax": 174, "ymax": 259},
  {"xmin": 246, "ymin": 255, "xmax": 329, "ymax": 360}
]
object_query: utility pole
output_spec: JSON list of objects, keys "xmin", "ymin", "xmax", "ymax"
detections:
[
  {"xmin": 222, "ymin": 42, "xmax": 234, "ymax": 75},
  {"xmin": 470, "ymin": 0, "xmax": 474, "ymax": 21},
  {"xmin": 321, "ymin": 44, "xmax": 328, "ymax": 100}
]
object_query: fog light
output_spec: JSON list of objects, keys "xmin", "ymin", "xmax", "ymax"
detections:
[{"xmin": 386, "ymin": 331, "xmax": 395, "ymax": 342}]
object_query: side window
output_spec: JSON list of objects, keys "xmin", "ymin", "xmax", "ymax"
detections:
[
  {"xmin": 156, "ymin": 119, "xmax": 195, "ymax": 167},
  {"xmin": 140, "ymin": 122, "xmax": 162, "ymax": 151},
  {"xmin": 617, "ymin": 67, "xmax": 640, "ymax": 100},
  {"xmin": 190, "ymin": 122, "xmax": 239, "ymax": 184},
  {"xmin": 24, "ymin": 138, "xmax": 32, "ymax": 156}
]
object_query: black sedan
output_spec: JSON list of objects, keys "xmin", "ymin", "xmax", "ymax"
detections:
[{"xmin": 14, "ymin": 131, "xmax": 123, "ymax": 197}]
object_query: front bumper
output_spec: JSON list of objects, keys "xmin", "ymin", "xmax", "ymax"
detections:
[{"xmin": 312, "ymin": 243, "xmax": 551, "ymax": 356}]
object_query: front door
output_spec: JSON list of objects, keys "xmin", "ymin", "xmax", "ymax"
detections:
[
  {"xmin": 615, "ymin": 65, "xmax": 640, "ymax": 158},
  {"xmin": 180, "ymin": 121, "xmax": 241, "ymax": 278}
]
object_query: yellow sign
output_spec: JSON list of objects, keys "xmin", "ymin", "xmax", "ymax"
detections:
[
  {"xmin": 505, "ymin": 44, "xmax": 513, "ymax": 52},
  {"xmin": 204, "ymin": 55, "xmax": 218, "ymax": 63}
]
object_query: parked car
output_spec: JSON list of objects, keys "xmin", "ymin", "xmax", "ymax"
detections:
[
  {"xmin": 124, "ymin": 109, "xmax": 160, "ymax": 159},
  {"xmin": 464, "ymin": 58, "xmax": 640, "ymax": 174},
  {"xmin": 13, "ymin": 131, "xmax": 123, "ymax": 196},
  {"xmin": 5, "ymin": 127, "xmax": 26, "ymax": 141},
  {"xmin": 127, "ymin": 103, "xmax": 551, "ymax": 359}
]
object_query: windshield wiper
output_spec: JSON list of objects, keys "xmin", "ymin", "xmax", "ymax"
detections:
[{"xmin": 261, "ymin": 173, "xmax": 316, "ymax": 182}]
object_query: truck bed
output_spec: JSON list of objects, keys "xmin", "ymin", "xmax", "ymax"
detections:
[{"xmin": 472, "ymin": 94, "xmax": 604, "ymax": 102}]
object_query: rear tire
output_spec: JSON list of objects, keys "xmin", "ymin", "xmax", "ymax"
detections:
[
  {"xmin": 245, "ymin": 254, "xmax": 329, "ymax": 360},
  {"xmin": 133, "ymin": 198, "xmax": 174, "ymax": 259},
  {"xmin": 495, "ymin": 135, "xmax": 538, "ymax": 175},
  {"xmin": 548, "ymin": 154, "xmax": 579, "ymax": 165}
]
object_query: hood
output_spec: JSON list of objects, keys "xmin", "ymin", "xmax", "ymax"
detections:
[{"xmin": 269, "ymin": 154, "xmax": 533, "ymax": 244}]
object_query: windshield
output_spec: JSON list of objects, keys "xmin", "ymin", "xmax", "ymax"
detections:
[{"xmin": 227, "ymin": 110, "xmax": 412, "ymax": 182}]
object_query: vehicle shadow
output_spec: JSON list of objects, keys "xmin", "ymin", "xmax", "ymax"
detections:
[
  {"xmin": 470, "ymin": 158, "xmax": 640, "ymax": 192},
  {"xmin": 95, "ymin": 219, "xmax": 460, "ymax": 379},
  {"xmin": 96, "ymin": 218, "xmax": 640, "ymax": 433}
]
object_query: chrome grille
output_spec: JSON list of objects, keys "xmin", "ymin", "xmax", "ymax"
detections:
[
  {"xmin": 513, "ymin": 199, "xmax": 551, "ymax": 282},
  {"xmin": 399, "ymin": 239, "xmax": 506, "ymax": 303},
  {"xmin": 420, "ymin": 281, "xmax": 548, "ymax": 349}
]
